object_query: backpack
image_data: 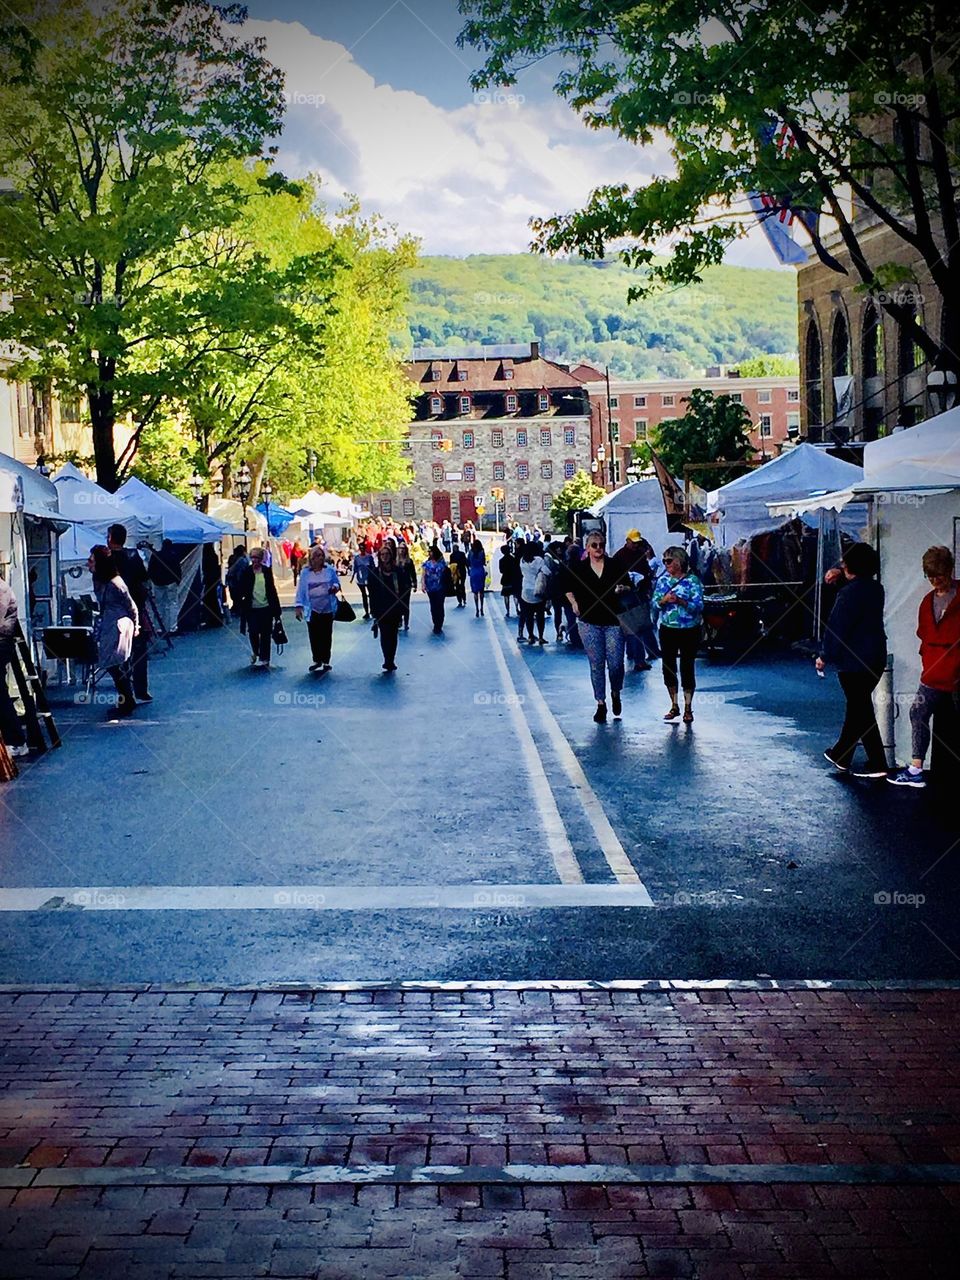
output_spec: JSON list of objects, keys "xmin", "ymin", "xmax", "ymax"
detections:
[{"xmin": 533, "ymin": 559, "xmax": 555, "ymax": 600}]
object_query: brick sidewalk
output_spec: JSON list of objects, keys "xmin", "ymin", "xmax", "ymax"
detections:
[{"xmin": 1, "ymin": 983, "xmax": 959, "ymax": 1277}]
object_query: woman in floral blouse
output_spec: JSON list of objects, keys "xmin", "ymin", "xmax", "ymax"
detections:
[{"xmin": 653, "ymin": 546, "xmax": 704, "ymax": 724}]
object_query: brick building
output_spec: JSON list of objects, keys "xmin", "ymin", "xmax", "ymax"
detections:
[
  {"xmin": 580, "ymin": 371, "xmax": 801, "ymax": 490},
  {"xmin": 364, "ymin": 343, "xmax": 592, "ymax": 526}
]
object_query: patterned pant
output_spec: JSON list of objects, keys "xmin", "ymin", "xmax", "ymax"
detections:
[
  {"xmin": 578, "ymin": 621, "xmax": 625, "ymax": 702},
  {"xmin": 910, "ymin": 683, "xmax": 959, "ymax": 762}
]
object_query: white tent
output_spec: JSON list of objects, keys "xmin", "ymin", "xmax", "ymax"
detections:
[
  {"xmin": 290, "ymin": 489, "xmax": 363, "ymax": 520},
  {"xmin": 0, "ymin": 452, "xmax": 71, "ymax": 638},
  {"xmin": 707, "ymin": 444, "xmax": 867, "ymax": 547},
  {"xmin": 590, "ymin": 477, "xmax": 673, "ymax": 555},
  {"xmin": 767, "ymin": 411, "xmax": 960, "ymax": 763},
  {"xmin": 114, "ymin": 477, "xmax": 231, "ymax": 544},
  {"xmin": 54, "ymin": 463, "xmax": 163, "ymax": 566}
]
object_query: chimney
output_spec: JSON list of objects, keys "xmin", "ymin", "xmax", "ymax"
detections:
[{"xmin": 530, "ymin": 341, "xmax": 540, "ymax": 359}]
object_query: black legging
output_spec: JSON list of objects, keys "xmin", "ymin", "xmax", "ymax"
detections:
[
  {"xmin": 307, "ymin": 612, "xmax": 334, "ymax": 665},
  {"xmin": 660, "ymin": 624, "xmax": 701, "ymax": 691},
  {"xmin": 378, "ymin": 617, "xmax": 401, "ymax": 666},
  {"xmin": 247, "ymin": 607, "xmax": 273, "ymax": 662},
  {"xmin": 831, "ymin": 670, "xmax": 886, "ymax": 770},
  {"xmin": 518, "ymin": 599, "xmax": 545, "ymax": 641},
  {"xmin": 428, "ymin": 591, "xmax": 446, "ymax": 632}
]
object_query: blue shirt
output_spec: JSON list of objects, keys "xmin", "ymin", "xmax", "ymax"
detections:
[
  {"xmin": 295, "ymin": 565, "xmax": 341, "ymax": 619},
  {"xmin": 653, "ymin": 572, "xmax": 704, "ymax": 629}
]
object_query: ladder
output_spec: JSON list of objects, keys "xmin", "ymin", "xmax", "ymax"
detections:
[{"xmin": 7, "ymin": 622, "xmax": 61, "ymax": 754}]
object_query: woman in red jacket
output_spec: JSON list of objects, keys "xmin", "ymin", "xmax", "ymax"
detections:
[{"xmin": 889, "ymin": 545, "xmax": 960, "ymax": 788}]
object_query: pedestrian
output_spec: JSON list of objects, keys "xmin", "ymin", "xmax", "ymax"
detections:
[
  {"xmin": 816, "ymin": 542, "xmax": 889, "ymax": 777},
  {"xmin": 294, "ymin": 545, "xmax": 342, "ymax": 673},
  {"xmin": 396, "ymin": 541, "xmax": 417, "ymax": 631},
  {"xmin": 352, "ymin": 543, "xmax": 374, "ymax": 620},
  {"xmin": 148, "ymin": 538, "xmax": 182, "ymax": 635},
  {"xmin": 564, "ymin": 530, "xmax": 630, "ymax": 722},
  {"xmin": 543, "ymin": 542, "xmax": 568, "ymax": 641},
  {"xmin": 0, "ymin": 577, "xmax": 28, "ymax": 757},
  {"xmin": 89, "ymin": 545, "xmax": 139, "ymax": 718},
  {"xmin": 889, "ymin": 545, "xmax": 960, "ymax": 788},
  {"xmin": 422, "ymin": 545, "xmax": 449, "ymax": 635},
  {"xmin": 368, "ymin": 540, "xmax": 405, "ymax": 671},
  {"xmin": 468, "ymin": 539, "xmax": 487, "ymax": 616},
  {"xmin": 236, "ymin": 545, "xmax": 281, "ymax": 669},
  {"xmin": 449, "ymin": 540, "xmax": 468, "ymax": 608},
  {"xmin": 107, "ymin": 524, "xmax": 151, "ymax": 703},
  {"xmin": 518, "ymin": 542, "xmax": 547, "ymax": 644},
  {"xmin": 290, "ymin": 542, "xmax": 307, "ymax": 584},
  {"xmin": 653, "ymin": 546, "xmax": 704, "ymax": 724},
  {"xmin": 224, "ymin": 545, "xmax": 249, "ymax": 618},
  {"xmin": 499, "ymin": 542, "xmax": 519, "ymax": 617},
  {"xmin": 612, "ymin": 529, "xmax": 653, "ymax": 671}
]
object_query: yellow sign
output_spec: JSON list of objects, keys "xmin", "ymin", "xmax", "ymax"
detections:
[{"xmin": 476, "ymin": 504, "xmax": 486, "ymax": 516}]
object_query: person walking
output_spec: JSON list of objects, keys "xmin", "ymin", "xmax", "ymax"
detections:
[
  {"xmin": 89, "ymin": 545, "xmax": 139, "ymax": 718},
  {"xmin": 236, "ymin": 545, "xmax": 281, "ymax": 668},
  {"xmin": 653, "ymin": 546, "xmax": 704, "ymax": 724},
  {"xmin": 148, "ymin": 538, "xmax": 182, "ymax": 635},
  {"xmin": 396, "ymin": 541, "xmax": 417, "ymax": 632},
  {"xmin": 518, "ymin": 542, "xmax": 547, "ymax": 644},
  {"xmin": 422, "ymin": 545, "xmax": 449, "ymax": 635},
  {"xmin": 889, "ymin": 545, "xmax": 960, "ymax": 788},
  {"xmin": 449, "ymin": 541, "xmax": 468, "ymax": 608},
  {"xmin": 351, "ymin": 543, "xmax": 374, "ymax": 620},
  {"xmin": 468, "ymin": 539, "xmax": 487, "ymax": 616},
  {"xmin": 295, "ymin": 545, "xmax": 342, "ymax": 673},
  {"xmin": 107, "ymin": 524, "xmax": 151, "ymax": 703},
  {"xmin": 368, "ymin": 540, "xmax": 405, "ymax": 671},
  {"xmin": 499, "ymin": 542, "xmax": 520, "ymax": 618},
  {"xmin": 0, "ymin": 578, "xmax": 28, "ymax": 757},
  {"xmin": 613, "ymin": 529, "xmax": 654, "ymax": 671},
  {"xmin": 564, "ymin": 531, "xmax": 630, "ymax": 722},
  {"xmin": 815, "ymin": 543, "xmax": 889, "ymax": 777},
  {"xmin": 290, "ymin": 542, "xmax": 307, "ymax": 584}
]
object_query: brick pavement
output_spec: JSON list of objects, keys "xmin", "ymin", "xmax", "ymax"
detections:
[{"xmin": 0, "ymin": 983, "xmax": 958, "ymax": 1277}]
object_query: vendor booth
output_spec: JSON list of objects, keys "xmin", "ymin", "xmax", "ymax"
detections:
[
  {"xmin": 289, "ymin": 489, "xmax": 361, "ymax": 549},
  {"xmin": 589, "ymin": 477, "xmax": 673, "ymax": 555},
  {"xmin": 0, "ymin": 452, "xmax": 71, "ymax": 642}
]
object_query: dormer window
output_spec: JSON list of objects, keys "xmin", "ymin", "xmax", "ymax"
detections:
[
  {"xmin": 537, "ymin": 392, "xmax": 550, "ymax": 413},
  {"xmin": 500, "ymin": 360, "xmax": 514, "ymax": 380},
  {"xmin": 504, "ymin": 368, "xmax": 514, "ymax": 379},
  {"xmin": 459, "ymin": 394, "xmax": 471, "ymax": 415},
  {"xmin": 429, "ymin": 365, "xmax": 442, "ymax": 381},
  {"xmin": 429, "ymin": 395, "xmax": 443, "ymax": 415},
  {"xmin": 456, "ymin": 367, "xmax": 469, "ymax": 381},
  {"xmin": 505, "ymin": 393, "xmax": 518, "ymax": 413}
]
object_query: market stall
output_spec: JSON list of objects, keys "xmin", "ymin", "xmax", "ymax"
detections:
[
  {"xmin": 0, "ymin": 451, "xmax": 71, "ymax": 642},
  {"xmin": 589, "ymin": 477, "xmax": 673, "ymax": 554}
]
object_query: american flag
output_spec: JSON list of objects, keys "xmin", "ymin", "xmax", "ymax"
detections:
[
  {"xmin": 773, "ymin": 120, "xmax": 798, "ymax": 156},
  {"xmin": 759, "ymin": 192, "xmax": 794, "ymax": 225}
]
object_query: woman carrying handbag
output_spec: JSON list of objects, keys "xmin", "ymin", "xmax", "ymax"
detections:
[{"xmin": 294, "ymin": 546, "xmax": 342, "ymax": 673}]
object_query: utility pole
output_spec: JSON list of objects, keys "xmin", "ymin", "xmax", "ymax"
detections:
[{"xmin": 604, "ymin": 364, "xmax": 616, "ymax": 489}]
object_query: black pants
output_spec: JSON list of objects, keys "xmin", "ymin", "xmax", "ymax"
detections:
[
  {"xmin": 378, "ymin": 617, "xmax": 400, "ymax": 666},
  {"xmin": 519, "ymin": 599, "xmax": 545, "ymax": 641},
  {"xmin": 130, "ymin": 628, "xmax": 149, "ymax": 699},
  {"xmin": 660, "ymin": 625, "xmax": 700, "ymax": 692},
  {"xmin": 307, "ymin": 612, "xmax": 334, "ymax": 665},
  {"xmin": 107, "ymin": 664, "xmax": 135, "ymax": 716},
  {"xmin": 455, "ymin": 577, "xmax": 466, "ymax": 606},
  {"xmin": 358, "ymin": 583, "xmax": 370, "ymax": 617},
  {"xmin": 400, "ymin": 590, "xmax": 411, "ymax": 629},
  {"xmin": 0, "ymin": 657, "xmax": 25, "ymax": 748},
  {"xmin": 832, "ymin": 670, "xmax": 886, "ymax": 770},
  {"xmin": 428, "ymin": 591, "xmax": 445, "ymax": 632},
  {"xmin": 248, "ymin": 607, "xmax": 273, "ymax": 662}
]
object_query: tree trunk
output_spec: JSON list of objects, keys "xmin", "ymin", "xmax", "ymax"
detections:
[{"xmin": 88, "ymin": 383, "xmax": 118, "ymax": 492}]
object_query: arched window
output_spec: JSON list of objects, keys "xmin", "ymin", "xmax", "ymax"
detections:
[
  {"xmin": 862, "ymin": 304, "xmax": 884, "ymax": 379},
  {"xmin": 804, "ymin": 320, "xmax": 823, "ymax": 428},
  {"xmin": 898, "ymin": 300, "xmax": 923, "ymax": 377},
  {"xmin": 831, "ymin": 310, "xmax": 851, "ymax": 423}
]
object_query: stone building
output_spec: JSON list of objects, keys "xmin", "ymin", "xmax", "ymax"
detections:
[{"xmin": 363, "ymin": 343, "xmax": 592, "ymax": 527}]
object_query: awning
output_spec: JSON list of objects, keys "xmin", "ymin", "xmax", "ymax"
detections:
[{"xmin": 767, "ymin": 483, "xmax": 959, "ymax": 520}]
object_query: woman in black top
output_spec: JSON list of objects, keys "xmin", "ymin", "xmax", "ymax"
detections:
[
  {"xmin": 816, "ymin": 542, "xmax": 888, "ymax": 776},
  {"xmin": 565, "ymin": 531, "xmax": 631, "ymax": 723},
  {"xmin": 368, "ymin": 541, "xmax": 406, "ymax": 671}
]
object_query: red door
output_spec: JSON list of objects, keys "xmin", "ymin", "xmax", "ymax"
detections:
[
  {"xmin": 459, "ymin": 491, "xmax": 477, "ymax": 524},
  {"xmin": 432, "ymin": 490, "xmax": 452, "ymax": 523}
]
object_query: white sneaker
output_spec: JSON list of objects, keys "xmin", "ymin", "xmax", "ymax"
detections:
[{"xmin": 9, "ymin": 745, "xmax": 29, "ymax": 758}]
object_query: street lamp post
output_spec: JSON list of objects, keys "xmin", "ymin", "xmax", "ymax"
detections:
[
  {"xmin": 596, "ymin": 443, "xmax": 607, "ymax": 489},
  {"xmin": 308, "ymin": 450, "xmax": 317, "ymax": 485},
  {"xmin": 262, "ymin": 476, "xmax": 273, "ymax": 544},
  {"xmin": 234, "ymin": 461, "xmax": 251, "ymax": 540},
  {"xmin": 189, "ymin": 470, "xmax": 204, "ymax": 510},
  {"xmin": 927, "ymin": 362, "xmax": 959, "ymax": 417}
]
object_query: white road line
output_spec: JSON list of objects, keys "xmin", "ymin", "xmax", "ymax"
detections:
[
  {"xmin": 0, "ymin": 884, "xmax": 654, "ymax": 911},
  {"xmin": 485, "ymin": 618, "xmax": 583, "ymax": 884},
  {"xmin": 495, "ymin": 612, "xmax": 653, "ymax": 899}
]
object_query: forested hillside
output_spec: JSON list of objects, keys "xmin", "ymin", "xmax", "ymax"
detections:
[{"xmin": 406, "ymin": 255, "xmax": 798, "ymax": 378}]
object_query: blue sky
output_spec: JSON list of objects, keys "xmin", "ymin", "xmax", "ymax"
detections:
[{"xmin": 243, "ymin": 1, "xmax": 779, "ymax": 267}]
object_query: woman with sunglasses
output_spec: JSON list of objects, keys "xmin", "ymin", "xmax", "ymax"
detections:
[
  {"xmin": 565, "ymin": 531, "xmax": 631, "ymax": 722},
  {"xmin": 653, "ymin": 546, "xmax": 704, "ymax": 724}
]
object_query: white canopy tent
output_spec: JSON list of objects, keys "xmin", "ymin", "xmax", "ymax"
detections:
[
  {"xmin": 589, "ymin": 477, "xmax": 673, "ymax": 555},
  {"xmin": 289, "ymin": 488, "xmax": 361, "ymax": 549},
  {"xmin": 767, "ymin": 410, "xmax": 960, "ymax": 763},
  {"xmin": 0, "ymin": 452, "xmax": 72, "ymax": 638},
  {"xmin": 114, "ymin": 478, "xmax": 233, "ymax": 544},
  {"xmin": 54, "ymin": 463, "xmax": 163, "ymax": 567},
  {"xmin": 707, "ymin": 445, "xmax": 867, "ymax": 547}
]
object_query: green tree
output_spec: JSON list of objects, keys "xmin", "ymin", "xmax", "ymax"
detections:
[
  {"xmin": 460, "ymin": 0, "xmax": 960, "ymax": 374},
  {"xmin": 0, "ymin": 0, "xmax": 285, "ymax": 490},
  {"xmin": 735, "ymin": 355, "xmax": 800, "ymax": 377},
  {"xmin": 550, "ymin": 470, "xmax": 606, "ymax": 531},
  {"xmin": 648, "ymin": 388, "xmax": 755, "ymax": 488}
]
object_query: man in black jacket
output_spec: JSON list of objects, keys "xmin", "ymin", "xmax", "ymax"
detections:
[{"xmin": 108, "ymin": 524, "xmax": 151, "ymax": 703}]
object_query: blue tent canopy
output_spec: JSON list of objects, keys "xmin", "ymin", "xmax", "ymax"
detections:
[{"xmin": 255, "ymin": 503, "xmax": 295, "ymax": 537}]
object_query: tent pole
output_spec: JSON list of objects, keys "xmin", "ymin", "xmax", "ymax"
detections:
[{"xmin": 814, "ymin": 509, "xmax": 825, "ymax": 642}]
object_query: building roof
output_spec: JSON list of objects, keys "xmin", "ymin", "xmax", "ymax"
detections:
[{"xmin": 407, "ymin": 354, "xmax": 582, "ymax": 393}]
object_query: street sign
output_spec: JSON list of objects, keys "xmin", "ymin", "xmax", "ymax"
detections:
[{"xmin": 476, "ymin": 504, "xmax": 486, "ymax": 516}]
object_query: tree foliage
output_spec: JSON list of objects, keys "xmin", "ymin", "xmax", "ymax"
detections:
[
  {"xmin": 550, "ymin": 470, "xmax": 607, "ymax": 530},
  {"xmin": 460, "ymin": 0, "xmax": 960, "ymax": 372},
  {"xmin": 643, "ymin": 388, "xmax": 756, "ymax": 488}
]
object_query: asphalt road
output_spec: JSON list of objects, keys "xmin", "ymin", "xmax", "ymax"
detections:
[{"xmin": 1, "ymin": 589, "xmax": 956, "ymax": 982}]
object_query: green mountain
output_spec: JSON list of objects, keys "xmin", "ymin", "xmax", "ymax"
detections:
[{"xmin": 406, "ymin": 254, "xmax": 798, "ymax": 379}]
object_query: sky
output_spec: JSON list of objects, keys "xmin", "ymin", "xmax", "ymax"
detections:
[{"xmin": 243, "ymin": 0, "xmax": 781, "ymax": 269}]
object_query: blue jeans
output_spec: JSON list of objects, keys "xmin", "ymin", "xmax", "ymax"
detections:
[{"xmin": 578, "ymin": 621, "xmax": 625, "ymax": 702}]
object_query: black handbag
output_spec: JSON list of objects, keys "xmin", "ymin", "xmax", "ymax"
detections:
[
  {"xmin": 272, "ymin": 617, "xmax": 289, "ymax": 651},
  {"xmin": 335, "ymin": 597, "xmax": 357, "ymax": 623}
]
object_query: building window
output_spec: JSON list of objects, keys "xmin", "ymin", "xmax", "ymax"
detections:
[
  {"xmin": 609, "ymin": 396, "xmax": 619, "ymax": 408},
  {"xmin": 503, "ymin": 367, "xmax": 514, "ymax": 379},
  {"xmin": 862, "ymin": 304, "xmax": 884, "ymax": 379},
  {"xmin": 462, "ymin": 430, "xmax": 474, "ymax": 448},
  {"xmin": 517, "ymin": 461, "xmax": 529, "ymax": 480},
  {"xmin": 380, "ymin": 499, "xmax": 392, "ymax": 517},
  {"xmin": 633, "ymin": 395, "xmax": 646, "ymax": 408},
  {"xmin": 787, "ymin": 388, "xmax": 800, "ymax": 402},
  {"xmin": 539, "ymin": 427, "xmax": 551, "ymax": 447},
  {"xmin": 459, "ymin": 395, "xmax": 471, "ymax": 415},
  {"xmin": 635, "ymin": 419, "xmax": 648, "ymax": 438},
  {"xmin": 758, "ymin": 389, "xmax": 772, "ymax": 403},
  {"xmin": 831, "ymin": 310, "xmax": 852, "ymax": 424},
  {"xmin": 493, "ymin": 461, "xmax": 505, "ymax": 480},
  {"xmin": 805, "ymin": 321, "xmax": 823, "ymax": 427},
  {"xmin": 537, "ymin": 392, "xmax": 550, "ymax": 412},
  {"xmin": 432, "ymin": 430, "xmax": 443, "ymax": 449},
  {"xmin": 430, "ymin": 367, "xmax": 441, "ymax": 381},
  {"xmin": 432, "ymin": 464, "xmax": 444, "ymax": 483},
  {"xmin": 609, "ymin": 421, "xmax": 620, "ymax": 443},
  {"xmin": 541, "ymin": 460, "xmax": 552, "ymax": 479},
  {"xmin": 542, "ymin": 493, "xmax": 552, "ymax": 511},
  {"xmin": 787, "ymin": 413, "xmax": 800, "ymax": 431},
  {"xmin": 728, "ymin": 392, "xmax": 742, "ymax": 404},
  {"xmin": 516, "ymin": 429, "xmax": 527, "ymax": 447},
  {"xmin": 505, "ymin": 393, "xmax": 518, "ymax": 413},
  {"xmin": 563, "ymin": 426, "xmax": 575, "ymax": 445},
  {"xmin": 491, "ymin": 429, "xmax": 504, "ymax": 448},
  {"xmin": 16, "ymin": 384, "xmax": 33, "ymax": 437},
  {"xmin": 402, "ymin": 498, "xmax": 415, "ymax": 517},
  {"xmin": 759, "ymin": 414, "xmax": 773, "ymax": 437},
  {"xmin": 518, "ymin": 493, "xmax": 530, "ymax": 512},
  {"xmin": 661, "ymin": 393, "xmax": 675, "ymax": 407},
  {"xmin": 563, "ymin": 460, "xmax": 576, "ymax": 480},
  {"xmin": 457, "ymin": 368, "xmax": 468, "ymax": 381},
  {"xmin": 429, "ymin": 395, "xmax": 443, "ymax": 415},
  {"xmin": 463, "ymin": 463, "xmax": 476, "ymax": 482}
]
